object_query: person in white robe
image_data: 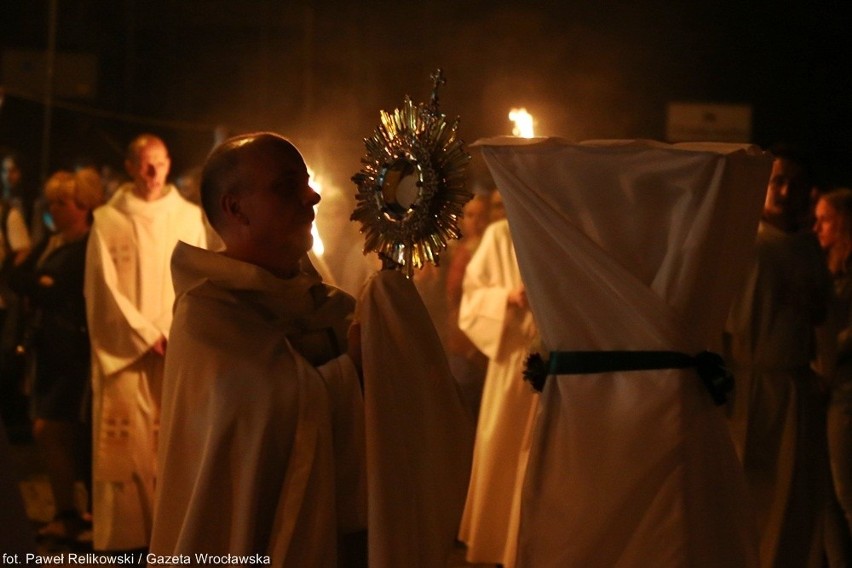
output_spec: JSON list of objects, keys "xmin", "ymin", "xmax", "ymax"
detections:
[
  {"xmin": 474, "ymin": 138, "xmax": 773, "ymax": 567},
  {"xmin": 726, "ymin": 152, "xmax": 832, "ymax": 568},
  {"xmin": 85, "ymin": 134, "xmax": 207, "ymax": 551},
  {"xmin": 149, "ymin": 133, "xmax": 366, "ymax": 566},
  {"xmin": 457, "ymin": 217, "xmax": 538, "ymax": 567}
]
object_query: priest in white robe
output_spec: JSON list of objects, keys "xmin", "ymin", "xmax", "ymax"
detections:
[
  {"xmin": 457, "ymin": 217, "xmax": 538, "ymax": 567},
  {"xmin": 151, "ymin": 242, "xmax": 365, "ymax": 566},
  {"xmin": 475, "ymin": 138, "xmax": 772, "ymax": 567},
  {"xmin": 150, "ymin": 133, "xmax": 366, "ymax": 566},
  {"xmin": 151, "ymin": 131, "xmax": 474, "ymax": 567},
  {"xmin": 85, "ymin": 134, "xmax": 207, "ymax": 551}
]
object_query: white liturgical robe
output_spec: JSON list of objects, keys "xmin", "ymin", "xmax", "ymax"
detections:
[
  {"xmin": 475, "ymin": 138, "xmax": 772, "ymax": 567},
  {"xmin": 457, "ymin": 218, "xmax": 538, "ymax": 568},
  {"xmin": 150, "ymin": 243, "xmax": 365, "ymax": 566},
  {"xmin": 85, "ymin": 184, "xmax": 207, "ymax": 551},
  {"xmin": 357, "ymin": 270, "xmax": 474, "ymax": 568}
]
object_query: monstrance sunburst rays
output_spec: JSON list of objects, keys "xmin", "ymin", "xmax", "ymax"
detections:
[{"xmin": 350, "ymin": 69, "xmax": 471, "ymax": 278}]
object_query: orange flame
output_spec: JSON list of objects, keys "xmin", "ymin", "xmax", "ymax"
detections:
[
  {"xmin": 307, "ymin": 166, "xmax": 325, "ymax": 256},
  {"xmin": 509, "ymin": 107, "xmax": 535, "ymax": 138}
]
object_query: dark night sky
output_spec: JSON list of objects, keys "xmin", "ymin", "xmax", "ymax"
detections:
[{"xmin": 2, "ymin": 0, "xmax": 851, "ymax": 191}]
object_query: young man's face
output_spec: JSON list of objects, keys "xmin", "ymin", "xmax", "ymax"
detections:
[
  {"xmin": 462, "ymin": 198, "xmax": 489, "ymax": 239},
  {"xmin": 763, "ymin": 158, "xmax": 810, "ymax": 231}
]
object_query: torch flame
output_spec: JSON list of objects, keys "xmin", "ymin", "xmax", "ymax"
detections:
[
  {"xmin": 307, "ymin": 166, "xmax": 325, "ymax": 256},
  {"xmin": 509, "ymin": 107, "xmax": 535, "ymax": 138}
]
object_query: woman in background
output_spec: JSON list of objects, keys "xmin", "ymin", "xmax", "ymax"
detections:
[
  {"xmin": 814, "ymin": 187, "xmax": 852, "ymax": 567},
  {"xmin": 14, "ymin": 168, "xmax": 103, "ymax": 542}
]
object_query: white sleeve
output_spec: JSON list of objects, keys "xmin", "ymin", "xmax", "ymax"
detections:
[
  {"xmin": 6, "ymin": 208, "xmax": 32, "ymax": 252},
  {"xmin": 458, "ymin": 225, "xmax": 512, "ymax": 360},
  {"xmin": 84, "ymin": 221, "xmax": 163, "ymax": 376}
]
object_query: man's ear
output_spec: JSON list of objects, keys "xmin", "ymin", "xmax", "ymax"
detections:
[{"xmin": 221, "ymin": 192, "xmax": 248, "ymax": 225}]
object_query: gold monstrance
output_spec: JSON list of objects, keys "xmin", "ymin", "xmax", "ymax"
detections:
[{"xmin": 351, "ymin": 69, "xmax": 472, "ymax": 278}]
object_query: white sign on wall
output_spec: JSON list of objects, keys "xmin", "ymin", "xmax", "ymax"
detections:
[{"xmin": 666, "ymin": 102, "xmax": 752, "ymax": 143}]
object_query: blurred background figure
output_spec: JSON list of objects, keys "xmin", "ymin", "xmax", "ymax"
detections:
[
  {"xmin": 212, "ymin": 124, "xmax": 232, "ymax": 149},
  {"xmin": 0, "ymin": 419, "xmax": 36, "ymax": 555},
  {"xmin": 12, "ymin": 168, "xmax": 104, "ymax": 544},
  {"xmin": 2, "ymin": 149, "xmax": 37, "ymax": 227},
  {"xmin": 1, "ymin": 148, "xmax": 34, "ymax": 444},
  {"xmin": 813, "ymin": 187, "xmax": 852, "ymax": 567},
  {"xmin": 445, "ymin": 193, "xmax": 490, "ymax": 419},
  {"xmin": 175, "ymin": 165, "xmax": 224, "ymax": 251},
  {"xmin": 726, "ymin": 148, "xmax": 831, "ymax": 568},
  {"xmin": 98, "ymin": 163, "xmax": 127, "ymax": 202},
  {"xmin": 85, "ymin": 133, "xmax": 207, "ymax": 552},
  {"xmin": 175, "ymin": 165, "xmax": 202, "ymax": 205},
  {"xmin": 457, "ymin": 213, "xmax": 538, "ymax": 568},
  {"xmin": 489, "ymin": 188, "xmax": 506, "ymax": 223}
]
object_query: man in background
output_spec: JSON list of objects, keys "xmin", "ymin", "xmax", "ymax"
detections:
[
  {"xmin": 457, "ymin": 210, "xmax": 538, "ymax": 568},
  {"xmin": 726, "ymin": 148, "xmax": 831, "ymax": 568},
  {"xmin": 85, "ymin": 133, "xmax": 207, "ymax": 552}
]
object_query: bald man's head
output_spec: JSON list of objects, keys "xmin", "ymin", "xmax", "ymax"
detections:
[
  {"xmin": 201, "ymin": 132, "xmax": 319, "ymax": 278},
  {"xmin": 125, "ymin": 133, "xmax": 170, "ymax": 200},
  {"xmin": 200, "ymin": 132, "xmax": 303, "ymax": 230}
]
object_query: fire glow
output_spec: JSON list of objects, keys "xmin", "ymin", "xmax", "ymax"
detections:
[
  {"xmin": 509, "ymin": 108, "xmax": 535, "ymax": 138},
  {"xmin": 308, "ymin": 166, "xmax": 325, "ymax": 256}
]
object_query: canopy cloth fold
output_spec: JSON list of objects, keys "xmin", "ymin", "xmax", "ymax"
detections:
[
  {"xmin": 474, "ymin": 137, "xmax": 772, "ymax": 567},
  {"xmin": 357, "ymin": 270, "xmax": 474, "ymax": 568}
]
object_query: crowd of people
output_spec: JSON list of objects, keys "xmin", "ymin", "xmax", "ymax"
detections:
[
  {"xmin": 725, "ymin": 148, "xmax": 838, "ymax": 567},
  {"xmin": 1, "ymin": 134, "xmax": 208, "ymax": 551},
  {"xmin": 0, "ymin": 131, "xmax": 851, "ymax": 568}
]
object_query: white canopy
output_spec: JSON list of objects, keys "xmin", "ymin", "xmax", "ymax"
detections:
[{"xmin": 475, "ymin": 137, "xmax": 772, "ymax": 567}]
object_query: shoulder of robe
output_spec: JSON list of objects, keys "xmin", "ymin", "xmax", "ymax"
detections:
[
  {"xmin": 92, "ymin": 202, "xmax": 129, "ymax": 224},
  {"xmin": 90, "ymin": 205, "xmax": 134, "ymax": 242},
  {"xmin": 172, "ymin": 284, "xmax": 298, "ymax": 376},
  {"xmin": 179, "ymin": 280, "xmax": 281, "ymax": 337}
]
